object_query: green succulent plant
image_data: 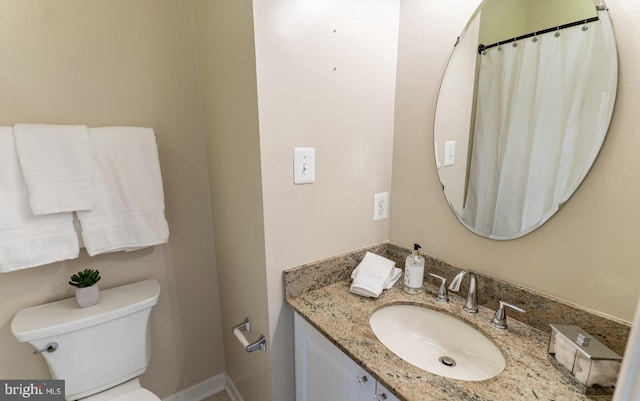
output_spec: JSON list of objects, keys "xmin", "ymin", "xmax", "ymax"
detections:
[{"xmin": 69, "ymin": 268, "xmax": 101, "ymax": 288}]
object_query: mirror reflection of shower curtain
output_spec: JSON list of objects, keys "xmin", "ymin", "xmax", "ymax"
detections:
[{"xmin": 464, "ymin": 13, "xmax": 615, "ymax": 238}]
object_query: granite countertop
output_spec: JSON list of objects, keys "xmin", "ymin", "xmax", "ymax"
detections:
[{"xmin": 287, "ymin": 279, "xmax": 611, "ymax": 401}]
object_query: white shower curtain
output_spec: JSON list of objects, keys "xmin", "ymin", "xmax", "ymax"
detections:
[{"xmin": 464, "ymin": 11, "xmax": 616, "ymax": 238}]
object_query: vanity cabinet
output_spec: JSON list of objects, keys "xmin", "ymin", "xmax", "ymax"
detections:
[{"xmin": 294, "ymin": 312, "xmax": 401, "ymax": 401}]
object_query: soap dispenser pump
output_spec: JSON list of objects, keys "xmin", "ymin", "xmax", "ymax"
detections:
[{"xmin": 404, "ymin": 243, "xmax": 425, "ymax": 294}]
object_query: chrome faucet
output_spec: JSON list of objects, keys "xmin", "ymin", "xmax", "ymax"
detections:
[
  {"xmin": 448, "ymin": 269, "xmax": 478, "ymax": 313},
  {"xmin": 490, "ymin": 300, "xmax": 526, "ymax": 330}
]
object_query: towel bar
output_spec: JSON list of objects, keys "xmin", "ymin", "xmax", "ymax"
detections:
[{"xmin": 232, "ymin": 318, "xmax": 267, "ymax": 352}]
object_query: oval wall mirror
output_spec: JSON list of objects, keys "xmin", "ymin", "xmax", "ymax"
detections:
[{"xmin": 434, "ymin": 0, "xmax": 618, "ymax": 240}]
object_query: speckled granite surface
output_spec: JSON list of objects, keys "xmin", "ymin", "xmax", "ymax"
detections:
[
  {"xmin": 283, "ymin": 242, "xmax": 631, "ymax": 401},
  {"xmin": 288, "ymin": 280, "xmax": 613, "ymax": 401},
  {"xmin": 284, "ymin": 242, "xmax": 630, "ymax": 355},
  {"xmin": 283, "ymin": 243, "xmax": 387, "ymax": 299},
  {"xmin": 385, "ymin": 244, "xmax": 630, "ymax": 355}
]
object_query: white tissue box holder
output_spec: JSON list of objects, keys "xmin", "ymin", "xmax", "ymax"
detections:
[{"xmin": 548, "ymin": 324, "xmax": 622, "ymax": 395}]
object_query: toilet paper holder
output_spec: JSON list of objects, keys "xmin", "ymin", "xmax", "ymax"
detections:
[
  {"xmin": 548, "ymin": 324, "xmax": 622, "ymax": 395},
  {"xmin": 232, "ymin": 318, "xmax": 267, "ymax": 353}
]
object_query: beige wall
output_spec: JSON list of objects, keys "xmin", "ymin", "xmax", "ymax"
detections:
[
  {"xmin": 479, "ymin": 0, "xmax": 597, "ymax": 45},
  {"xmin": 478, "ymin": 0, "xmax": 528, "ymax": 46},
  {"xmin": 252, "ymin": 1, "xmax": 399, "ymax": 400},
  {"xmin": 0, "ymin": 0, "xmax": 225, "ymax": 397},
  {"xmin": 192, "ymin": 1, "xmax": 273, "ymax": 400},
  {"xmin": 194, "ymin": 2, "xmax": 399, "ymax": 400},
  {"xmin": 525, "ymin": 0, "xmax": 597, "ymax": 34},
  {"xmin": 390, "ymin": 0, "xmax": 640, "ymax": 323}
]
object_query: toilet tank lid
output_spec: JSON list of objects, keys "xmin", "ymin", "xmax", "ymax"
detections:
[{"xmin": 11, "ymin": 279, "xmax": 160, "ymax": 342}]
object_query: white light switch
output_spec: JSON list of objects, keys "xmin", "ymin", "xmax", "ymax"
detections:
[
  {"xmin": 444, "ymin": 140, "xmax": 456, "ymax": 167},
  {"xmin": 294, "ymin": 147, "xmax": 315, "ymax": 184},
  {"xmin": 373, "ymin": 192, "xmax": 389, "ymax": 221}
]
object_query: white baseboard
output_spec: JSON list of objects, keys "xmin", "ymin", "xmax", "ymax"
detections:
[
  {"xmin": 225, "ymin": 373, "xmax": 244, "ymax": 401},
  {"xmin": 162, "ymin": 373, "xmax": 226, "ymax": 401}
]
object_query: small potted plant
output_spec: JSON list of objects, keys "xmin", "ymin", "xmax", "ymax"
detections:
[{"xmin": 69, "ymin": 268, "xmax": 101, "ymax": 308}]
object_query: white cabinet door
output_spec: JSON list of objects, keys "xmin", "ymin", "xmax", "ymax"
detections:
[
  {"xmin": 295, "ymin": 313, "xmax": 375, "ymax": 401},
  {"xmin": 374, "ymin": 381, "xmax": 402, "ymax": 401}
]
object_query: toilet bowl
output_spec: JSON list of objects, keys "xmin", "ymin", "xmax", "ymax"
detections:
[{"xmin": 11, "ymin": 279, "xmax": 161, "ymax": 401}]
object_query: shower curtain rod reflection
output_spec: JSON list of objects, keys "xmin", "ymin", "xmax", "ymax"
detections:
[{"xmin": 478, "ymin": 16, "xmax": 600, "ymax": 54}]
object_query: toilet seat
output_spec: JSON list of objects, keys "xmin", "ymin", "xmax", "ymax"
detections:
[
  {"xmin": 78, "ymin": 379, "xmax": 160, "ymax": 401},
  {"xmin": 110, "ymin": 388, "xmax": 160, "ymax": 401}
]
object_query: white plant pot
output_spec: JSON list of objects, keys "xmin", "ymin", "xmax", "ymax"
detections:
[{"xmin": 75, "ymin": 285, "xmax": 100, "ymax": 308}]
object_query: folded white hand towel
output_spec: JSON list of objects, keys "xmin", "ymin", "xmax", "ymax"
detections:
[
  {"xmin": 350, "ymin": 252, "xmax": 396, "ymax": 298},
  {"xmin": 76, "ymin": 127, "xmax": 169, "ymax": 256},
  {"xmin": 0, "ymin": 127, "xmax": 79, "ymax": 272},
  {"xmin": 14, "ymin": 123, "xmax": 94, "ymax": 215},
  {"xmin": 384, "ymin": 268, "xmax": 402, "ymax": 289},
  {"xmin": 351, "ymin": 266, "xmax": 401, "ymax": 289}
]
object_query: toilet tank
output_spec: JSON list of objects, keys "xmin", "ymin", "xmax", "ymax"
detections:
[{"xmin": 11, "ymin": 279, "xmax": 160, "ymax": 400}]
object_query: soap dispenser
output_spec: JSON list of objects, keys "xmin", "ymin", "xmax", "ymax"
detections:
[{"xmin": 404, "ymin": 243, "xmax": 425, "ymax": 294}]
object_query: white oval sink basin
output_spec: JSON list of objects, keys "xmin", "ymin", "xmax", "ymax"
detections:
[{"xmin": 369, "ymin": 304, "xmax": 505, "ymax": 381}]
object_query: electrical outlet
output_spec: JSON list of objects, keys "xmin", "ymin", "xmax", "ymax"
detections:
[{"xmin": 373, "ymin": 192, "xmax": 389, "ymax": 222}]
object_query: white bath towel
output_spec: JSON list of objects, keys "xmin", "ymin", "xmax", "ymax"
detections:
[
  {"xmin": 14, "ymin": 123, "xmax": 94, "ymax": 215},
  {"xmin": 76, "ymin": 127, "xmax": 169, "ymax": 256},
  {"xmin": 0, "ymin": 127, "xmax": 79, "ymax": 272},
  {"xmin": 350, "ymin": 252, "xmax": 398, "ymax": 298}
]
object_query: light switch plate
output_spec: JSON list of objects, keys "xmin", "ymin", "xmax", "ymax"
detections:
[
  {"xmin": 444, "ymin": 140, "xmax": 456, "ymax": 167},
  {"xmin": 294, "ymin": 147, "xmax": 315, "ymax": 184}
]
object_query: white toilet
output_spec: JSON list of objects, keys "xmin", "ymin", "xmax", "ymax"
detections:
[{"xmin": 11, "ymin": 279, "xmax": 161, "ymax": 401}]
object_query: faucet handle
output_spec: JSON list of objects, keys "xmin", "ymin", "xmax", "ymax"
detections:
[
  {"xmin": 428, "ymin": 273, "xmax": 449, "ymax": 303},
  {"xmin": 491, "ymin": 300, "xmax": 526, "ymax": 330}
]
